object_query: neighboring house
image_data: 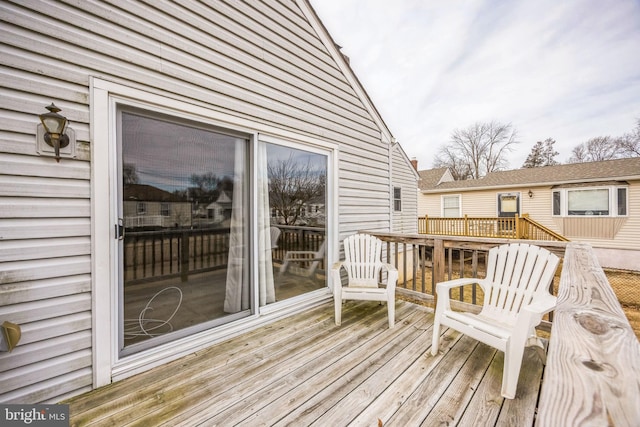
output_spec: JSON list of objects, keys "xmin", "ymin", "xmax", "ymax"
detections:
[
  {"xmin": 270, "ymin": 200, "xmax": 326, "ymax": 226},
  {"xmin": 124, "ymin": 184, "xmax": 192, "ymax": 229},
  {"xmin": 0, "ymin": 1, "xmax": 418, "ymax": 403},
  {"xmin": 206, "ymin": 191, "xmax": 233, "ymax": 225},
  {"xmin": 417, "ymin": 157, "xmax": 640, "ymax": 271}
]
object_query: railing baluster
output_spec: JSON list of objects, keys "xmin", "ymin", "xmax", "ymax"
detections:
[
  {"xmin": 412, "ymin": 243, "xmax": 418, "ymax": 292},
  {"xmin": 459, "ymin": 249, "xmax": 465, "ymax": 301}
]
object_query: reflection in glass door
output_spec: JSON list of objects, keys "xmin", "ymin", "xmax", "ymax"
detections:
[
  {"xmin": 118, "ymin": 108, "xmax": 250, "ymax": 355},
  {"xmin": 261, "ymin": 142, "xmax": 328, "ymax": 303}
]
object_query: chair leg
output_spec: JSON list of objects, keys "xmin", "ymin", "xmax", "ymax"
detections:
[
  {"xmin": 501, "ymin": 344, "xmax": 526, "ymax": 399},
  {"xmin": 334, "ymin": 294, "xmax": 342, "ymax": 326},
  {"xmin": 431, "ymin": 320, "xmax": 441, "ymax": 356},
  {"xmin": 388, "ymin": 296, "xmax": 395, "ymax": 328}
]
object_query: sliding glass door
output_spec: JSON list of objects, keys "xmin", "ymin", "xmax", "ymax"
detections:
[
  {"xmin": 115, "ymin": 106, "xmax": 331, "ymax": 357},
  {"xmin": 117, "ymin": 107, "xmax": 251, "ymax": 355}
]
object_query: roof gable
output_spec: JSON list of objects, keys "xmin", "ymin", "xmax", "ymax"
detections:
[
  {"xmin": 418, "ymin": 167, "xmax": 455, "ymax": 190},
  {"xmin": 297, "ymin": 0, "xmax": 394, "ymax": 144}
]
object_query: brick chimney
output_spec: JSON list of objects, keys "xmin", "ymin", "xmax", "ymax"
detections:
[{"xmin": 410, "ymin": 157, "xmax": 418, "ymax": 171}]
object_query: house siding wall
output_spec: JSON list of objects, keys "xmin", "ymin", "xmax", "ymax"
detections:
[
  {"xmin": 392, "ymin": 149, "xmax": 418, "ymax": 234},
  {"xmin": 418, "ymin": 193, "xmax": 439, "ymax": 217},
  {"xmin": 0, "ymin": 0, "xmax": 409, "ymax": 403}
]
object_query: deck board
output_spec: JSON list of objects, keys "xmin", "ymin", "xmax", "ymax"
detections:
[{"xmin": 66, "ymin": 300, "xmax": 544, "ymax": 426}]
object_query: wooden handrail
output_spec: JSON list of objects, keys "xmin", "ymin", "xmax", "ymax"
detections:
[
  {"xmin": 519, "ymin": 214, "xmax": 569, "ymax": 241},
  {"xmin": 418, "ymin": 214, "xmax": 569, "ymax": 241},
  {"xmin": 536, "ymin": 242, "xmax": 640, "ymax": 426}
]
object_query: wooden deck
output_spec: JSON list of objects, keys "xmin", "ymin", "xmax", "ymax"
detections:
[{"xmin": 66, "ymin": 300, "xmax": 545, "ymax": 426}]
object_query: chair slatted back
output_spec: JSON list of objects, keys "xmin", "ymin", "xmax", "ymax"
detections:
[
  {"xmin": 343, "ymin": 234, "xmax": 383, "ymax": 288},
  {"xmin": 481, "ymin": 243, "xmax": 559, "ymax": 323}
]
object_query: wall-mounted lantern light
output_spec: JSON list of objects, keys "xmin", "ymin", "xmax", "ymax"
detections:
[
  {"xmin": 0, "ymin": 321, "xmax": 21, "ymax": 352},
  {"xmin": 39, "ymin": 103, "xmax": 70, "ymax": 162},
  {"xmin": 528, "ymin": 190, "xmax": 534, "ymax": 198}
]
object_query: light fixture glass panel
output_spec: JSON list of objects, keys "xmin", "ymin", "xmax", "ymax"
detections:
[{"xmin": 41, "ymin": 116, "xmax": 66, "ymax": 134}]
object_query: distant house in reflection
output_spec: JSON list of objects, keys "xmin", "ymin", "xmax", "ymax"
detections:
[
  {"xmin": 206, "ymin": 191, "xmax": 233, "ymax": 225},
  {"xmin": 270, "ymin": 199, "xmax": 326, "ymax": 226},
  {"xmin": 123, "ymin": 184, "xmax": 191, "ymax": 229}
]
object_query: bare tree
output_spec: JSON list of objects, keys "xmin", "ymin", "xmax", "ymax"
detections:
[
  {"xmin": 567, "ymin": 136, "xmax": 626, "ymax": 163},
  {"xmin": 435, "ymin": 121, "xmax": 519, "ymax": 179},
  {"xmin": 619, "ymin": 118, "xmax": 640, "ymax": 157},
  {"xmin": 268, "ymin": 155, "xmax": 325, "ymax": 225},
  {"xmin": 522, "ymin": 138, "xmax": 559, "ymax": 168},
  {"xmin": 123, "ymin": 163, "xmax": 139, "ymax": 184},
  {"xmin": 188, "ymin": 172, "xmax": 221, "ymax": 204},
  {"xmin": 433, "ymin": 145, "xmax": 473, "ymax": 180}
]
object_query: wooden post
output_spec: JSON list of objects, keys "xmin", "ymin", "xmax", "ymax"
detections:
[
  {"xmin": 515, "ymin": 214, "xmax": 521, "ymax": 239},
  {"xmin": 464, "ymin": 214, "xmax": 469, "ymax": 236},
  {"xmin": 424, "ymin": 214, "xmax": 429, "ymax": 234},
  {"xmin": 433, "ymin": 238, "xmax": 445, "ymax": 285},
  {"xmin": 180, "ymin": 230, "xmax": 189, "ymax": 282},
  {"xmin": 432, "ymin": 238, "xmax": 445, "ymax": 305}
]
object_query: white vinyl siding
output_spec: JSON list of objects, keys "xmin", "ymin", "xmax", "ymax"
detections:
[
  {"xmin": 0, "ymin": 0, "xmax": 412, "ymax": 403},
  {"xmin": 392, "ymin": 148, "xmax": 418, "ymax": 234},
  {"xmin": 393, "ymin": 187, "xmax": 402, "ymax": 212}
]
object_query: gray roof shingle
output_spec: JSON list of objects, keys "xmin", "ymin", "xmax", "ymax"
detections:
[{"xmin": 419, "ymin": 157, "xmax": 640, "ymax": 192}]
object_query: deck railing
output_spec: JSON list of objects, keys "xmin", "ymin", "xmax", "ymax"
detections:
[
  {"xmin": 366, "ymin": 231, "xmax": 639, "ymax": 425},
  {"xmin": 418, "ymin": 214, "xmax": 569, "ymax": 241},
  {"xmin": 536, "ymin": 242, "xmax": 640, "ymax": 426},
  {"xmin": 124, "ymin": 225, "xmax": 325, "ymax": 284},
  {"xmin": 368, "ymin": 232, "xmax": 567, "ymax": 327}
]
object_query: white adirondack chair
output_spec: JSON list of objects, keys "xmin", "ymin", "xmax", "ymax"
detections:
[
  {"xmin": 332, "ymin": 234, "xmax": 398, "ymax": 328},
  {"xmin": 269, "ymin": 226, "xmax": 281, "ymax": 250},
  {"xmin": 279, "ymin": 240, "xmax": 326, "ymax": 278},
  {"xmin": 431, "ymin": 243, "xmax": 560, "ymax": 399}
]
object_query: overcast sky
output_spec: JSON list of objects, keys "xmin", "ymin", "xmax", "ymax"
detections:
[{"xmin": 310, "ymin": 0, "xmax": 640, "ymax": 170}]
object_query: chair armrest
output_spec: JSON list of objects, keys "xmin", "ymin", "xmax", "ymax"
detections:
[
  {"xmin": 381, "ymin": 263, "xmax": 398, "ymax": 291},
  {"xmin": 436, "ymin": 278, "xmax": 486, "ymax": 292},
  {"xmin": 523, "ymin": 294, "xmax": 557, "ymax": 316},
  {"xmin": 380, "ymin": 263, "xmax": 397, "ymax": 272},
  {"xmin": 331, "ymin": 261, "xmax": 345, "ymax": 271},
  {"xmin": 331, "ymin": 261, "xmax": 346, "ymax": 293},
  {"xmin": 285, "ymin": 250, "xmax": 322, "ymax": 261},
  {"xmin": 434, "ymin": 278, "xmax": 487, "ymax": 314},
  {"xmin": 514, "ymin": 294, "xmax": 557, "ymax": 336}
]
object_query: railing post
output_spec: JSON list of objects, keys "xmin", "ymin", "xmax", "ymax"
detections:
[
  {"xmin": 515, "ymin": 214, "xmax": 521, "ymax": 238},
  {"xmin": 425, "ymin": 214, "xmax": 429, "ymax": 234},
  {"xmin": 464, "ymin": 214, "xmax": 469, "ymax": 236},
  {"xmin": 180, "ymin": 230, "xmax": 189, "ymax": 282},
  {"xmin": 433, "ymin": 237, "xmax": 445, "ymax": 286}
]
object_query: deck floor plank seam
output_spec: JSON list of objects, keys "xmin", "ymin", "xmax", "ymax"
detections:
[
  {"xmin": 236, "ymin": 306, "xmax": 435, "ymax": 427},
  {"xmin": 168, "ymin": 303, "xmax": 421, "ymax": 426},
  {"xmin": 67, "ymin": 302, "xmax": 338, "ymax": 421},
  {"xmin": 418, "ymin": 341, "xmax": 498, "ymax": 426},
  {"xmin": 69, "ymin": 302, "xmax": 363, "ymax": 426},
  {"xmin": 116, "ymin": 303, "xmax": 386, "ymax": 427},
  {"xmin": 64, "ymin": 300, "xmax": 546, "ymax": 427}
]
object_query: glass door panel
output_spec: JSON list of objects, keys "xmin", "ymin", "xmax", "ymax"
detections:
[
  {"xmin": 118, "ymin": 108, "xmax": 250, "ymax": 355},
  {"xmin": 262, "ymin": 143, "xmax": 328, "ymax": 303}
]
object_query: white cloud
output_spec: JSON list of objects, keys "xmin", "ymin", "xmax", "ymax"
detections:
[{"xmin": 311, "ymin": 0, "xmax": 640, "ymax": 169}]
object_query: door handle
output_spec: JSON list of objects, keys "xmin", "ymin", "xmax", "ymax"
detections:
[{"xmin": 115, "ymin": 218, "xmax": 125, "ymax": 240}]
